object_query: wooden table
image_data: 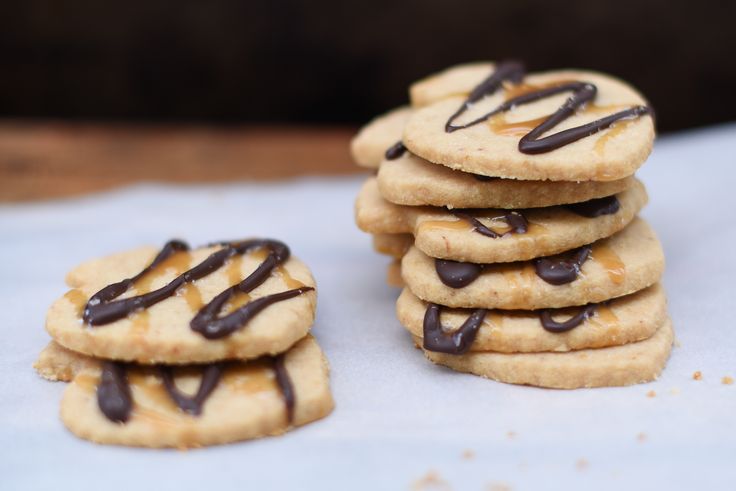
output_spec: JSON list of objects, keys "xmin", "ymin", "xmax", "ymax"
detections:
[{"xmin": 0, "ymin": 121, "xmax": 360, "ymax": 202}]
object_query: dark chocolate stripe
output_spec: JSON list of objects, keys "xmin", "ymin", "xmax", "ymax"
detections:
[
  {"xmin": 97, "ymin": 361, "xmax": 132, "ymax": 423},
  {"xmin": 452, "ymin": 210, "xmax": 528, "ymax": 238},
  {"xmin": 533, "ymin": 245, "xmax": 592, "ymax": 286},
  {"xmin": 445, "ymin": 64, "xmax": 652, "ymax": 154},
  {"xmin": 423, "ymin": 303, "xmax": 487, "ymax": 354},
  {"xmin": 160, "ymin": 364, "xmax": 224, "ymax": 416},
  {"xmin": 565, "ymin": 195, "xmax": 620, "ymax": 217},
  {"xmin": 435, "ymin": 259, "xmax": 484, "ymax": 288},
  {"xmin": 385, "ymin": 141, "xmax": 407, "ymax": 160},
  {"xmin": 273, "ymin": 354, "xmax": 296, "ymax": 424},
  {"xmin": 539, "ymin": 304, "xmax": 597, "ymax": 333}
]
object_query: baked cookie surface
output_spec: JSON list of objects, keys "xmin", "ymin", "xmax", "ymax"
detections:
[{"xmin": 350, "ymin": 106, "xmax": 413, "ymax": 168}]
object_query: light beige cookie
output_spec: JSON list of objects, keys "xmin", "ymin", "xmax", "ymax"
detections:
[
  {"xmin": 414, "ymin": 318, "xmax": 673, "ymax": 389},
  {"xmin": 350, "ymin": 106, "xmax": 413, "ymax": 168},
  {"xmin": 398, "ymin": 284, "xmax": 666, "ymax": 353},
  {"xmin": 34, "ymin": 340, "xmax": 97, "ymax": 382},
  {"xmin": 47, "ymin": 241, "xmax": 317, "ymax": 364},
  {"xmin": 403, "ymin": 67, "xmax": 655, "ymax": 181},
  {"xmin": 373, "ymin": 233, "xmax": 413, "ymax": 258},
  {"xmin": 356, "ymin": 177, "xmax": 648, "ymax": 263},
  {"xmin": 387, "ymin": 259, "xmax": 404, "ymax": 288},
  {"xmin": 377, "ymin": 152, "xmax": 635, "ymax": 209},
  {"xmin": 410, "ymin": 62, "xmax": 494, "ymax": 108},
  {"xmin": 55, "ymin": 335, "xmax": 333, "ymax": 448},
  {"xmin": 402, "ymin": 218, "xmax": 664, "ymax": 309}
]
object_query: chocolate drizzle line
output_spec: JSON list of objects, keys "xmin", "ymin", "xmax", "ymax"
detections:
[
  {"xmin": 452, "ymin": 210, "xmax": 528, "ymax": 238},
  {"xmin": 435, "ymin": 259, "xmax": 483, "ymax": 288},
  {"xmin": 539, "ymin": 304, "xmax": 598, "ymax": 333},
  {"xmin": 445, "ymin": 61, "xmax": 652, "ymax": 154},
  {"xmin": 565, "ymin": 195, "xmax": 620, "ymax": 218},
  {"xmin": 273, "ymin": 354, "xmax": 296, "ymax": 423},
  {"xmin": 160, "ymin": 364, "xmax": 224, "ymax": 416},
  {"xmin": 533, "ymin": 245, "xmax": 592, "ymax": 286},
  {"xmin": 83, "ymin": 239, "xmax": 313, "ymax": 339},
  {"xmin": 423, "ymin": 303, "xmax": 487, "ymax": 354},
  {"xmin": 385, "ymin": 140, "xmax": 407, "ymax": 160},
  {"xmin": 97, "ymin": 361, "xmax": 132, "ymax": 423}
]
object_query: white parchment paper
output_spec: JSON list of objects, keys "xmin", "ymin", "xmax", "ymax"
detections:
[{"xmin": 1, "ymin": 124, "xmax": 735, "ymax": 490}]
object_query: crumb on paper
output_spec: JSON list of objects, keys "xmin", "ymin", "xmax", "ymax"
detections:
[
  {"xmin": 506, "ymin": 431, "xmax": 517, "ymax": 440},
  {"xmin": 412, "ymin": 470, "xmax": 452, "ymax": 491},
  {"xmin": 462, "ymin": 449, "xmax": 475, "ymax": 460},
  {"xmin": 637, "ymin": 432, "xmax": 647, "ymax": 442},
  {"xmin": 723, "ymin": 376, "xmax": 734, "ymax": 385},
  {"xmin": 486, "ymin": 482, "xmax": 512, "ymax": 491},
  {"xmin": 692, "ymin": 371, "xmax": 702, "ymax": 380},
  {"xmin": 646, "ymin": 390, "xmax": 656, "ymax": 398},
  {"xmin": 576, "ymin": 458, "xmax": 589, "ymax": 471}
]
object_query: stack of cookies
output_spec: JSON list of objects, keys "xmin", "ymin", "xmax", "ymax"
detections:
[
  {"xmin": 34, "ymin": 238, "xmax": 334, "ymax": 447},
  {"xmin": 353, "ymin": 61, "xmax": 672, "ymax": 389}
]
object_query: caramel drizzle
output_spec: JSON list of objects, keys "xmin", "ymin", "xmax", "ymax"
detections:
[
  {"xmin": 423, "ymin": 303, "xmax": 487, "ymax": 354},
  {"xmin": 83, "ymin": 239, "xmax": 313, "ymax": 339},
  {"xmin": 539, "ymin": 304, "xmax": 598, "ymax": 333},
  {"xmin": 451, "ymin": 210, "xmax": 528, "ymax": 238},
  {"xmin": 97, "ymin": 358, "xmax": 296, "ymax": 424},
  {"xmin": 444, "ymin": 61, "xmax": 652, "ymax": 154}
]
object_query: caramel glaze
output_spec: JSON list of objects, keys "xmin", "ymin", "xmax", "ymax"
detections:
[
  {"xmin": 445, "ymin": 60, "xmax": 653, "ymax": 154},
  {"xmin": 82, "ymin": 239, "xmax": 313, "ymax": 340}
]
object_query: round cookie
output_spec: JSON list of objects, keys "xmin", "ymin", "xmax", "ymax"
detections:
[
  {"xmin": 403, "ymin": 67, "xmax": 655, "ymax": 181},
  {"xmin": 409, "ymin": 62, "xmax": 494, "ymax": 108},
  {"xmin": 58, "ymin": 335, "xmax": 334, "ymax": 448},
  {"xmin": 401, "ymin": 218, "xmax": 665, "ymax": 309},
  {"xmin": 378, "ymin": 152, "xmax": 635, "ymax": 209},
  {"xmin": 387, "ymin": 259, "xmax": 403, "ymax": 288},
  {"xmin": 350, "ymin": 106, "xmax": 413, "ymax": 168},
  {"xmin": 356, "ymin": 177, "xmax": 648, "ymax": 263},
  {"xmin": 372, "ymin": 233, "xmax": 413, "ymax": 259},
  {"xmin": 397, "ymin": 284, "xmax": 667, "ymax": 353},
  {"xmin": 46, "ymin": 242, "xmax": 317, "ymax": 364},
  {"xmin": 414, "ymin": 318, "xmax": 674, "ymax": 389},
  {"xmin": 34, "ymin": 341, "xmax": 97, "ymax": 382}
]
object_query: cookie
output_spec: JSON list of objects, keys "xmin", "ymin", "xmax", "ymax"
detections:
[
  {"xmin": 377, "ymin": 152, "xmax": 635, "ymax": 209},
  {"xmin": 46, "ymin": 239, "xmax": 317, "ymax": 364},
  {"xmin": 409, "ymin": 62, "xmax": 494, "ymax": 108},
  {"xmin": 402, "ymin": 218, "xmax": 664, "ymax": 309},
  {"xmin": 350, "ymin": 106, "xmax": 413, "ymax": 168},
  {"xmin": 34, "ymin": 340, "xmax": 97, "ymax": 382},
  {"xmin": 403, "ymin": 65, "xmax": 655, "ymax": 181},
  {"xmin": 387, "ymin": 259, "xmax": 404, "ymax": 288},
  {"xmin": 356, "ymin": 177, "xmax": 647, "ymax": 263},
  {"xmin": 397, "ymin": 284, "xmax": 666, "ymax": 353},
  {"xmin": 53, "ymin": 335, "xmax": 333, "ymax": 448},
  {"xmin": 372, "ymin": 233, "xmax": 413, "ymax": 259},
  {"xmin": 414, "ymin": 318, "xmax": 673, "ymax": 389}
]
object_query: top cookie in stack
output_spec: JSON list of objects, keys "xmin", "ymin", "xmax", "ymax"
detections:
[{"xmin": 352, "ymin": 61, "xmax": 672, "ymax": 389}]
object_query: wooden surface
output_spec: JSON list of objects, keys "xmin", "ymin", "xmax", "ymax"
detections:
[{"xmin": 0, "ymin": 121, "xmax": 360, "ymax": 202}]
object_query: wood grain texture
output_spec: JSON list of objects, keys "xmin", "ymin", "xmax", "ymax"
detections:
[{"xmin": 0, "ymin": 121, "xmax": 360, "ymax": 202}]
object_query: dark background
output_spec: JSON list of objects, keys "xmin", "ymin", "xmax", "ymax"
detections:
[{"xmin": 1, "ymin": 0, "xmax": 734, "ymax": 133}]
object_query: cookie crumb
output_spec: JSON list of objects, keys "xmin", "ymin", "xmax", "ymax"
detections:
[
  {"xmin": 637, "ymin": 432, "xmax": 647, "ymax": 442},
  {"xmin": 486, "ymin": 482, "xmax": 512, "ymax": 491},
  {"xmin": 506, "ymin": 431, "xmax": 517, "ymax": 440},
  {"xmin": 576, "ymin": 458, "xmax": 589, "ymax": 471},
  {"xmin": 692, "ymin": 371, "xmax": 702, "ymax": 380},
  {"xmin": 462, "ymin": 449, "xmax": 475, "ymax": 460},
  {"xmin": 646, "ymin": 390, "xmax": 656, "ymax": 398},
  {"xmin": 722, "ymin": 376, "xmax": 734, "ymax": 385},
  {"xmin": 412, "ymin": 470, "xmax": 451, "ymax": 491}
]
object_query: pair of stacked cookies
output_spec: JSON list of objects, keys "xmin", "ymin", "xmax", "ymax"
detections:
[
  {"xmin": 353, "ymin": 61, "xmax": 673, "ymax": 388},
  {"xmin": 35, "ymin": 238, "xmax": 334, "ymax": 447}
]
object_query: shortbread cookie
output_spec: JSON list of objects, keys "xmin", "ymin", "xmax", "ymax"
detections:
[
  {"xmin": 373, "ymin": 233, "xmax": 413, "ymax": 259},
  {"xmin": 54, "ymin": 335, "xmax": 333, "ymax": 448},
  {"xmin": 403, "ymin": 64, "xmax": 655, "ymax": 181},
  {"xmin": 398, "ymin": 284, "xmax": 666, "ymax": 353},
  {"xmin": 46, "ymin": 239, "xmax": 317, "ymax": 364},
  {"xmin": 387, "ymin": 259, "xmax": 403, "ymax": 288},
  {"xmin": 34, "ymin": 340, "xmax": 97, "ymax": 382},
  {"xmin": 414, "ymin": 318, "xmax": 673, "ymax": 389},
  {"xmin": 356, "ymin": 177, "xmax": 647, "ymax": 263},
  {"xmin": 350, "ymin": 106, "xmax": 413, "ymax": 168},
  {"xmin": 402, "ymin": 218, "xmax": 664, "ymax": 309},
  {"xmin": 378, "ymin": 153, "xmax": 635, "ymax": 209},
  {"xmin": 409, "ymin": 62, "xmax": 495, "ymax": 108}
]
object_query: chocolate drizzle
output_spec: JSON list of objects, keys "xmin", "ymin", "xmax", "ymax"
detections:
[
  {"xmin": 565, "ymin": 195, "xmax": 620, "ymax": 218},
  {"xmin": 423, "ymin": 303, "xmax": 487, "ymax": 354},
  {"xmin": 452, "ymin": 210, "xmax": 528, "ymax": 238},
  {"xmin": 273, "ymin": 354, "xmax": 295, "ymax": 422},
  {"xmin": 160, "ymin": 364, "xmax": 224, "ymax": 416},
  {"xmin": 435, "ymin": 259, "xmax": 484, "ymax": 288},
  {"xmin": 539, "ymin": 304, "xmax": 597, "ymax": 333},
  {"xmin": 444, "ymin": 61, "xmax": 652, "ymax": 154},
  {"xmin": 83, "ymin": 238, "xmax": 313, "ymax": 339},
  {"xmin": 385, "ymin": 140, "xmax": 407, "ymax": 160},
  {"xmin": 533, "ymin": 245, "xmax": 592, "ymax": 286},
  {"xmin": 97, "ymin": 362, "xmax": 132, "ymax": 423}
]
